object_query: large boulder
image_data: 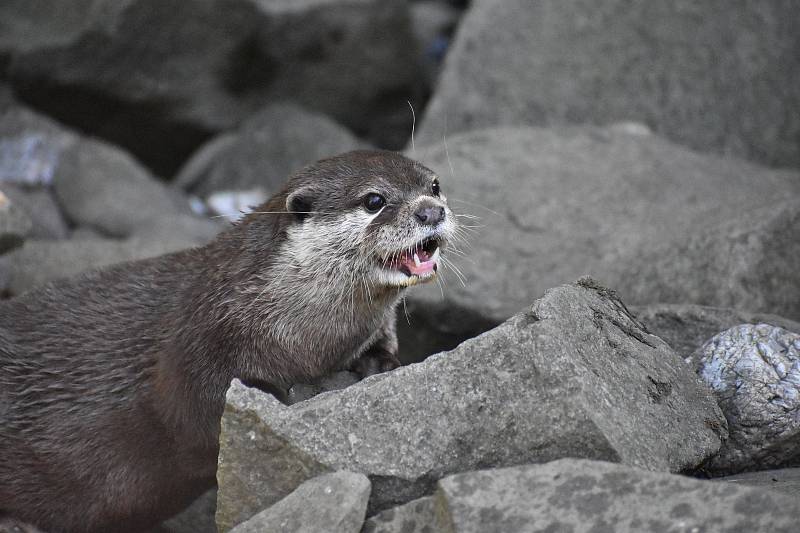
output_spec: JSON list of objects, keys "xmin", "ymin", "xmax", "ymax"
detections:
[
  {"xmin": 215, "ymin": 280, "xmax": 725, "ymax": 529},
  {"xmin": 609, "ymin": 200, "xmax": 800, "ymax": 321},
  {"xmin": 718, "ymin": 468, "xmax": 800, "ymax": 501},
  {"xmin": 418, "ymin": 0, "xmax": 800, "ymax": 168},
  {"xmin": 227, "ymin": 472, "xmax": 370, "ymax": 533},
  {"xmin": 632, "ymin": 304, "xmax": 800, "ymax": 361},
  {"xmin": 401, "ymin": 126, "xmax": 800, "ymax": 359},
  {"xmin": 6, "ymin": 0, "xmax": 422, "ymax": 175},
  {"xmin": 175, "ymin": 103, "xmax": 362, "ymax": 198},
  {"xmin": 432, "ymin": 459, "xmax": 800, "ymax": 532}
]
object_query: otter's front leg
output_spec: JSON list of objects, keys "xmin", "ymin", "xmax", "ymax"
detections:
[{"xmin": 350, "ymin": 307, "xmax": 401, "ymax": 378}]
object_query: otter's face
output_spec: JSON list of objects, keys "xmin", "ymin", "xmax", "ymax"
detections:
[{"xmin": 282, "ymin": 150, "xmax": 457, "ymax": 291}]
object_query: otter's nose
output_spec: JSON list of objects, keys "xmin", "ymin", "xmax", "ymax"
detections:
[{"xmin": 414, "ymin": 203, "xmax": 446, "ymax": 226}]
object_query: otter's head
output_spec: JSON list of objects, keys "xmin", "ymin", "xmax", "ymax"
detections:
[{"xmin": 277, "ymin": 150, "xmax": 457, "ymax": 293}]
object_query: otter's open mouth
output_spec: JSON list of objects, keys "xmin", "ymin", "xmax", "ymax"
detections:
[{"xmin": 382, "ymin": 237, "xmax": 441, "ymax": 278}]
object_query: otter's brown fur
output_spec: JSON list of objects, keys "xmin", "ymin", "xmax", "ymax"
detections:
[{"xmin": 0, "ymin": 150, "xmax": 454, "ymax": 532}]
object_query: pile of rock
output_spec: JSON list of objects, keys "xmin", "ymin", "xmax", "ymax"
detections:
[{"xmin": 1, "ymin": 0, "xmax": 799, "ymax": 531}]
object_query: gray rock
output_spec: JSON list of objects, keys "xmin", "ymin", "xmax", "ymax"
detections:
[
  {"xmin": 0, "ymin": 189, "xmax": 32, "ymax": 253},
  {"xmin": 0, "ymin": 106, "xmax": 78, "ymax": 186},
  {"xmin": 175, "ymin": 103, "xmax": 362, "ymax": 198},
  {"xmin": 418, "ymin": 0, "xmax": 800, "ymax": 168},
  {"xmin": 286, "ymin": 371, "xmax": 361, "ymax": 406},
  {"xmin": 51, "ymin": 137, "xmax": 210, "ymax": 238},
  {"xmin": 632, "ymin": 304, "xmax": 800, "ymax": 361},
  {"xmin": 696, "ymin": 324, "xmax": 800, "ymax": 474},
  {"xmin": 6, "ymin": 0, "xmax": 421, "ymax": 175},
  {"xmin": 435, "ymin": 459, "xmax": 800, "ymax": 532},
  {"xmin": 361, "ymin": 497, "xmax": 436, "ymax": 533},
  {"xmin": 0, "ymin": 183, "xmax": 70, "ymax": 240},
  {"xmin": 227, "ymin": 471, "xmax": 370, "ymax": 533},
  {"xmin": 718, "ymin": 468, "xmax": 800, "ymax": 501},
  {"xmin": 403, "ymin": 126, "xmax": 800, "ymax": 357},
  {"xmin": 216, "ymin": 279, "xmax": 725, "ymax": 528},
  {"xmin": 0, "ymin": 236, "xmax": 196, "ymax": 295},
  {"xmin": 611, "ymin": 200, "xmax": 800, "ymax": 321}
]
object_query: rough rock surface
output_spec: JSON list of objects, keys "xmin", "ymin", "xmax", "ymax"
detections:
[
  {"xmin": 719, "ymin": 468, "xmax": 800, "ymax": 501},
  {"xmin": 227, "ymin": 472, "xmax": 370, "ymax": 533},
  {"xmin": 361, "ymin": 496, "xmax": 436, "ymax": 533},
  {"xmin": 632, "ymin": 304, "xmax": 800, "ymax": 361},
  {"xmin": 418, "ymin": 0, "xmax": 800, "ymax": 168},
  {"xmin": 403, "ymin": 126, "xmax": 800, "ymax": 357},
  {"xmin": 696, "ymin": 324, "xmax": 800, "ymax": 474},
  {"xmin": 160, "ymin": 488, "xmax": 217, "ymax": 533},
  {"xmin": 434, "ymin": 459, "xmax": 800, "ymax": 532},
  {"xmin": 175, "ymin": 103, "xmax": 362, "ymax": 198},
  {"xmin": 0, "ymin": 189, "xmax": 32, "ymax": 253},
  {"xmin": 6, "ymin": 0, "xmax": 421, "ymax": 174},
  {"xmin": 611, "ymin": 200, "xmax": 800, "ymax": 322},
  {"xmin": 0, "ymin": 236, "xmax": 198, "ymax": 296},
  {"xmin": 215, "ymin": 280, "xmax": 725, "ymax": 529}
]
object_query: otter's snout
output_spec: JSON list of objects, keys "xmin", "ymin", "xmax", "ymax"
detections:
[{"xmin": 414, "ymin": 202, "xmax": 446, "ymax": 226}]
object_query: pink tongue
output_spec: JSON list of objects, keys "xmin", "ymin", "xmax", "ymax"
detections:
[{"xmin": 401, "ymin": 251, "xmax": 436, "ymax": 276}]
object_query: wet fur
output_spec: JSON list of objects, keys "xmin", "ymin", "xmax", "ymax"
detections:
[{"xmin": 0, "ymin": 151, "xmax": 453, "ymax": 532}]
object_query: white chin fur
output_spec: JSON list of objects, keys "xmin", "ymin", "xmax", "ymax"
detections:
[{"xmin": 371, "ymin": 267, "xmax": 437, "ymax": 288}]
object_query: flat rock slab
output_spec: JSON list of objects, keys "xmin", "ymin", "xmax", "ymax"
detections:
[
  {"xmin": 434, "ymin": 459, "xmax": 800, "ymax": 533},
  {"xmin": 418, "ymin": 0, "xmax": 800, "ymax": 168},
  {"xmin": 216, "ymin": 279, "xmax": 725, "ymax": 529},
  {"xmin": 632, "ymin": 304, "xmax": 800, "ymax": 361},
  {"xmin": 403, "ymin": 126, "xmax": 800, "ymax": 358},
  {"xmin": 696, "ymin": 324, "xmax": 800, "ymax": 474},
  {"xmin": 228, "ymin": 471, "xmax": 370, "ymax": 533},
  {"xmin": 718, "ymin": 468, "xmax": 800, "ymax": 501}
]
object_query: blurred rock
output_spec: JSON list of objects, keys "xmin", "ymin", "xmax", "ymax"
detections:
[
  {"xmin": 404, "ymin": 126, "xmax": 800, "ymax": 357},
  {"xmin": 227, "ymin": 472, "xmax": 370, "ymax": 533},
  {"xmin": 160, "ymin": 488, "xmax": 216, "ymax": 533},
  {"xmin": 175, "ymin": 103, "xmax": 361, "ymax": 198},
  {"xmin": 6, "ymin": 0, "xmax": 422, "ymax": 175},
  {"xmin": 361, "ymin": 496, "xmax": 435, "ymax": 533},
  {"xmin": 215, "ymin": 280, "xmax": 724, "ymax": 528},
  {"xmin": 0, "ymin": 188, "xmax": 32, "ymax": 253},
  {"xmin": 410, "ymin": 1, "xmax": 460, "ymax": 83},
  {"xmin": 0, "ymin": 236, "xmax": 198, "ymax": 295},
  {"xmin": 612, "ymin": 200, "xmax": 800, "ymax": 321},
  {"xmin": 719, "ymin": 468, "xmax": 800, "ymax": 500},
  {"xmin": 0, "ymin": 183, "xmax": 69, "ymax": 240},
  {"xmin": 696, "ymin": 324, "xmax": 800, "ymax": 474},
  {"xmin": 632, "ymin": 304, "xmax": 800, "ymax": 361},
  {"xmin": 418, "ymin": 0, "xmax": 800, "ymax": 168},
  {"xmin": 434, "ymin": 459, "xmax": 800, "ymax": 532}
]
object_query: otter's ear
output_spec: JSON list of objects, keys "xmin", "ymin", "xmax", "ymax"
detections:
[{"xmin": 285, "ymin": 187, "xmax": 315, "ymax": 222}]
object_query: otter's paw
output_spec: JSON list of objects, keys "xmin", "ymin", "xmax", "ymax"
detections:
[{"xmin": 351, "ymin": 349, "xmax": 401, "ymax": 378}]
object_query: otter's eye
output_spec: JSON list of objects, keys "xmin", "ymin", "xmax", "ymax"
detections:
[
  {"xmin": 363, "ymin": 193, "xmax": 386, "ymax": 213},
  {"xmin": 431, "ymin": 178, "xmax": 440, "ymax": 197}
]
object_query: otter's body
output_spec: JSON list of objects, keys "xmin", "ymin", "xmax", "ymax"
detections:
[{"xmin": 0, "ymin": 151, "xmax": 456, "ymax": 532}]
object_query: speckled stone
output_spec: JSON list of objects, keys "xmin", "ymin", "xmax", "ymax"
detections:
[
  {"xmin": 435, "ymin": 459, "xmax": 800, "ymax": 533},
  {"xmin": 696, "ymin": 324, "xmax": 800, "ymax": 473}
]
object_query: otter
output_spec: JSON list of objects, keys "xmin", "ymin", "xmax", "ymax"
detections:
[{"xmin": 0, "ymin": 150, "xmax": 457, "ymax": 533}]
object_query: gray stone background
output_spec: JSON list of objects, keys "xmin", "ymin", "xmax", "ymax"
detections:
[{"xmin": 1, "ymin": 1, "xmax": 799, "ymax": 532}]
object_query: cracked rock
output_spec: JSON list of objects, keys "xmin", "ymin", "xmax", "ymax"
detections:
[
  {"xmin": 216, "ymin": 279, "xmax": 725, "ymax": 529},
  {"xmin": 361, "ymin": 496, "xmax": 436, "ymax": 533},
  {"xmin": 695, "ymin": 324, "xmax": 800, "ymax": 474},
  {"xmin": 417, "ymin": 0, "xmax": 800, "ymax": 168},
  {"xmin": 434, "ymin": 459, "xmax": 800, "ymax": 533},
  {"xmin": 228, "ymin": 472, "xmax": 370, "ymax": 533},
  {"xmin": 404, "ymin": 126, "xmax": 800, "ymax": 358}
]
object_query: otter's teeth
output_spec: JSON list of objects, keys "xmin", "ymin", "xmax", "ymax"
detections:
[
  {"xmin": 413, "ymin": 252, "xmax": 421, "ymax": 267},
  {"xmin": 431, "ymin": 247, "xmax": 441, "ymax": 263}
]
